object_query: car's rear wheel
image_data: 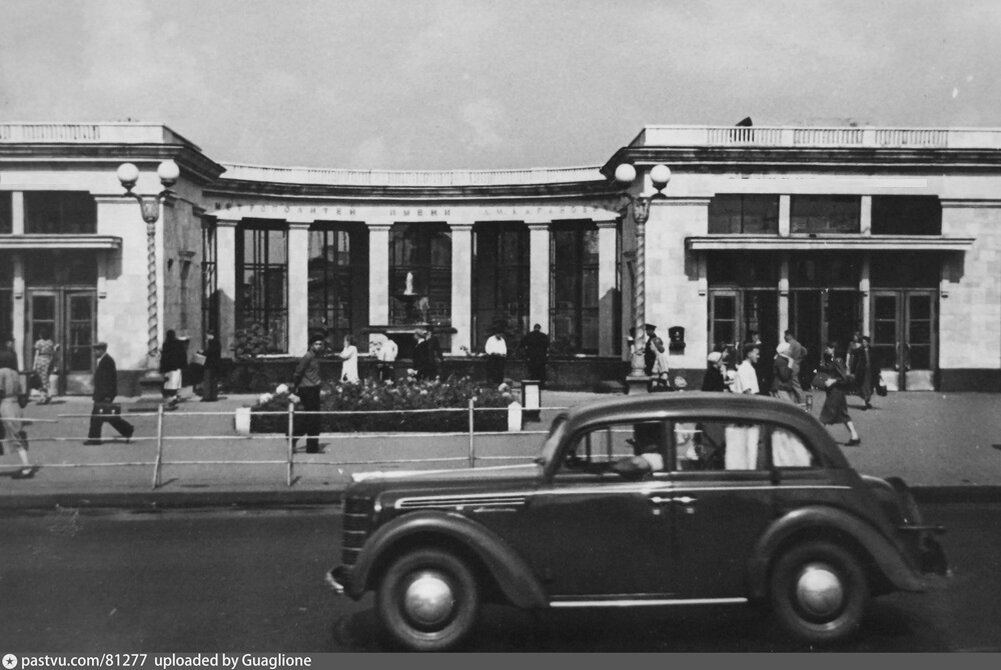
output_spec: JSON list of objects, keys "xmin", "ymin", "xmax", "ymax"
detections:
[
  {"xmin": 376, "ymin": 548, "xmax": 479, "ymax": 651},
  {"xmin": 769, "ymin": 540, "xmax": 869, "ymax": 645}
]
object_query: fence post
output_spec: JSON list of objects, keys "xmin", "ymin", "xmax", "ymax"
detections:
[
  {"xmin": 468, "ymin": 399, "xmax": 475, "ymax": 468},
  {"xmin": 151, "ymin": 403, "xmax": 164, "ymax": 489},
  {"xmin": 287, "ymin": 401, "xmax": 295, "ymax": 487}
]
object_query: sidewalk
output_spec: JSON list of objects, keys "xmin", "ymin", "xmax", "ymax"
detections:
[{"xmin": 1, "ymin": 388, "xmax": 1000, "ymax": 508}]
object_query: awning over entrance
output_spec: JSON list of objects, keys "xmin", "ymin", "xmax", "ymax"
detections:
[
  {"xmin": 685, "ymin": 235, "xmax": 975, "ymax": 252},
  {"xmin": 0, "ymin": 234, "xmax": 122, "ymax": 250}
]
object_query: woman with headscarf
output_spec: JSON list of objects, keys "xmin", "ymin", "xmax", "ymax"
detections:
[
  {"xmin": 701, "ymin": 351, "xmax": 726, "ymax": 392},
  {"xmin": 770, "ymin": 342, "xmax": 797, "ymax": 404},
  {"xmin": 817, "ymin": 342, "xmax": 861, "ymax": 446}
]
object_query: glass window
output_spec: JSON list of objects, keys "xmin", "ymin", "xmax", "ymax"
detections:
[
  {"xmin": 790, "ymin": 195, "xmax": 860, "ymax": 234},
  {"xmin": 308, "ymin": 222, "xmax": 368, "ymax": 346},
  {"xmin": 871, "ymin": 252, "xmax": 940, "ymax": 288},
  {"xmin": 558, "ymin": 420, "xmax": 666, "ymax": 478},
  {"xmin": 708, "ymin": 195, "xmax": 779, "ymax": 234},
  {"xmin": 473, "ymin": 222, "xmax": 529, "ymax": 349},
  {"xmin": 871, "ymin": 196, "xmax": 941, "ymax": 236},
  {"xmin": 390, "ymin": 223, "xmax": 452, "ymax": 335},
  {"xmin": 23, "ymin": 251, "xmax": 96, "ymax": 286},
  {"xmin": 674, "ymin": 420, "xmax": 815, "ymax": 471},
  {"xmin": 789, "ymin": 253, "xmax": 860, "ymax": 288},
  {"xmin": 707, "ymin": 252, "xmax": 779, "ymax": 286},
  {"xmin": 202, "ymin": 222, "xmax": 218, "ymax": 338},
  {"xmin": 550, "ymin": 222, "xmax": 599, "ymax": 355},
  {"xmin": 237, "ymin": 220, "xmax": 287, "ymax": 352},
  {"xmin": 0, "ymin": 192, "xmax": 11, "ymax": 234},
  {"xmin": 23, "ymin": 192, "xmax": 97, "ymax": 234}
]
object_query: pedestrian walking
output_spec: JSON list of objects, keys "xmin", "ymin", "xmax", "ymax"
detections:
[
  {"xmin": 484, "ymin": 327, "xmax": 508, "ymax": 384},
  {"xmin": 650, "ymin": 339, "xmax": 672, "ymax": 392},
  {"xmin": 733, "ymin": 343, "xmax": 760, "ymax": 395},
  {"xmin": 159, "ymin": 329, "xmax": 187, "ymax": 408},
  {"xmin": 292, "ymin": 334, "xmax": 325, "ymax": 454},
  {"xmin": 84, "ymin": 342, "xmax": 134, "ymax": 445},
  {"xmin": 199, "ymin": 330, "xmax": 221, "ymax": 402},
  {"xmin": 0, "ymin": 339, "xmax": 19, "ymax": 371},
  {"xmin": 374, "ymin": 333, "xmax": 398, "ymax": 382},
  {"xmin": 816, "ymin": 342, "xmax": 861, "ymax": 446},
  {"xmin": 412, "ymin": 329, "xmax": 442, "ymax": 381},
  {"xmin": 770, "ymin": 342, "xmax": 797, "ymax": 403},
  {"xmin": 0, "ymin": 357, "xmax": 33, "ymax": 478},
  {"xmin": 643, "ymin": 324, "xmax": 660, "ymax": 376},
  {"xmin": 851, "ymin": 335, "xmax": 877, "ymax": 410},
  {"xmin": 784, "ymin": 330, "xmax": 807, "ymax": 404},
  {"xmin": 32, "ymin": 328, "xmax": 59, "ymax": 404},
  {"xmin": 520, "ymin": 324, "xmax": 549, "ymax": 387},
  {"xmin": 338, "ymin": 334, "xmax": 360, "ymax": 384},
  {"xmin": 701, "ymin": 351, "xmax": 726, "ymax": 392}
]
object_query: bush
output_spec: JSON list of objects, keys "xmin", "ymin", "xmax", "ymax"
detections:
[{"xmin": 250, "ymin": 375, "xmax": 514, "ymax": 433}]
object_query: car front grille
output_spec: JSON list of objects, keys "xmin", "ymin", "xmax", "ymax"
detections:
[{"xmin": 342, "ymin": 496, "xmax": 374, "ymax": 566}]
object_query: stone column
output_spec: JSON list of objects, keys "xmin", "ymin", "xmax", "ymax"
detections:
[
  {"xmin": 215, "ymin": 217, "xmax": 240, "ymax": 359},
  {"xmin": 596, "ymin": 218, "xmax": 618, "ymax": 357},
  {"xmin": 10, "ymin": 192, "xmax": 25, "ymax": 365},
  {"xmin": 779, "ymin": 254, "xmax": 790, "ymax": 334},
  {"xmin": 778, "ymin": 195, "xmax": 791, "ymax": 236},
  {"xmin": 368, "ymin": 222, "xmax": 392, "ymax": 326},
  {"xmin": 286, "ymin": 220, "xmax": 312, "ymax": 356},
  {"xmin": 527, "ymin": 222, "xmax": 550, "ymax": 332},
  {"xmin": 449, "ymin": 222, "xmax": 474, "ymax": 354},
  {"xmin": 860, "ymin": 254, "xmax": 871, "ymax": 336}
]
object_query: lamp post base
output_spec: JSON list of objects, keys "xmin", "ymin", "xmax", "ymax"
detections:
[
  {"xmin": 128, "ymin": 370, "xmax": 171, "ymax": 413},
  {"xmin": 625, "ymin": 374, "xmax": 651, "ymax": 395}
]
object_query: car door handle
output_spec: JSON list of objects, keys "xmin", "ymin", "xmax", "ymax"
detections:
[
  {"xmin": 673, "ymin": 496, "xmax": 697, "ymax": 505},
  {"xmin": 649, "ymin": 496, "xmax": 697, "ymax": 505}
]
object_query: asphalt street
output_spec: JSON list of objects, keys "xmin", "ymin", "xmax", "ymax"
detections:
[{"xmin": 1, "ymin": 503, "xmax": 996, "ymax": 652}]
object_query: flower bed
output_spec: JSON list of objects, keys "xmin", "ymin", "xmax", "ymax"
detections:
[{"xmin": 249, "ymin": 376, "xmax": 514, "ymax": 433}]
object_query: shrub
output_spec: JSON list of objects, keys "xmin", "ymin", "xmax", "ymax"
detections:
[{"xmin": 250, "ymin": 375, "xmax": 514, "ymax": 433}]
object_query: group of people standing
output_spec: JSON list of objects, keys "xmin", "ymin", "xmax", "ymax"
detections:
[{"xmin": 701, "ymin": 330, "xmax": 877, "ymax": 446}]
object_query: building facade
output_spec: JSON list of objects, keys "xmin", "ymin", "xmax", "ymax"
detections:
[{"xmin": 1, "ymin": 122, "xmax": 999, "ymax": 393}]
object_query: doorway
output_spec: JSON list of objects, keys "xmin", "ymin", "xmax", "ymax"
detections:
[
  {"xmin": 26, "ymin": 289, "xmax": 97, "ymax": 395},
  {"xmin": 789, "ymin": 290, "xmax": 862, "ymax": 385},
  {"xmin": 871, "ymin": 290, "xmax": 937, "ymax": 391}
]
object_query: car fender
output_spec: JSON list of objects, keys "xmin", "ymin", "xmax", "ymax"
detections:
[
  {"xmin": 346, "ymin": 510, "xmax": 549, "ymax": 608},
  {"xmin": 747, "ymin": 505, "xmax": 926, "ymax": 598}
]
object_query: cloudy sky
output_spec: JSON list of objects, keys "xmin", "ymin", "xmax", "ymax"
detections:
[{"xmin": 2, "ymin": 0, "xmax": 999, "ymax": 170}]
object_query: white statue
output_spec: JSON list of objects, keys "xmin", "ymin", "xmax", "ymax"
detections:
[{"xmin": 404, "ymin": 271, "xmax": 415, "ymax": 295}]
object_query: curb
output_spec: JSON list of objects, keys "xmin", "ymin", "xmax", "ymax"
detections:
[{"xmin": 0, "ymin": 485, "xmax": 998, "ymax": 511}]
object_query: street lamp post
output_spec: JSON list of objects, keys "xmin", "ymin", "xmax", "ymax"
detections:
[
  {"xmin": 614, "ymin": 163, "xmax": 671, "ymax": 394},
  {"xmin": 116, "ymin": 160, "xmax": 180, "ymax": 404}
]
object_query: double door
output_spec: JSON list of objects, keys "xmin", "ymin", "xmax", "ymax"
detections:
[
  {"xmin": 26, "ymin": 289, "xmax": 97, "ymax": 395},
  {"xmin": 871, "ymin": 290, "xmax": 937, "ymax": 391}
]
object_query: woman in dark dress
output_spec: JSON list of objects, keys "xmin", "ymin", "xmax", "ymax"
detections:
[
  {"xmin": 817, "ymin": 342, "xmax": 861, "ymax": 445},
  {"xmin": 701, "ymin": 351, "xmax": 726, "ymax": 392}
]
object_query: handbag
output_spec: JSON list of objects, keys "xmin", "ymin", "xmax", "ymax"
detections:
[
  {"xmin": 810, "ymin": 371, "xmax": 830, "ymax": 391},
  {"xmin": 95, "ymin": 401, "xmax": 122, "ymax": 415},
  {"xmin": 876, "ymin": 378, "xmax": 888, "ymax": 397}
]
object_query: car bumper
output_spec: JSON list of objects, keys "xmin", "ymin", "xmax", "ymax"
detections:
[{"xmin": 325, "ymin": 565, "xmax": 352, "ymax": 595}]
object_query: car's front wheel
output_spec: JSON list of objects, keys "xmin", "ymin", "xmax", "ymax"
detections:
[
  {"xmin": 769, "ymin": 540, "xmax": 869, "ymax": 645},
  {"xmin": 376, "ymin": 548, "xmax": 480, "ymax": 651}
]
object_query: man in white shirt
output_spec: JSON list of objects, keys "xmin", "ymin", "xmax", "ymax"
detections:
[
  {"xmin": 375, "ymin": 333, "xmax": 398, "ymax": 382},
  {"xmin": 484, "ymin": 328, "xmax": 508, "ymax": 385},
  {"xmin": 734, "ymin": 343, "xmax": 760, "ymax": 395}
]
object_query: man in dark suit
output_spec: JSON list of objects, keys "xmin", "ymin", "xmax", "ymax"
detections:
[
  {"xmin": 84, "ymin": 342, "xmax": 134, "ymax": 445},
  {"xmin": 520, "ymin": 323, "xmax": 550, "ymax": 387},
  {"xmin": 412, "ymin": 329, "xmax": 442, "ymax": 381}
]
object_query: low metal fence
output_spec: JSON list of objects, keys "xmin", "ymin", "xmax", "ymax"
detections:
[{"xmin": 2, "ymin": 402, "xmax": 560, "ymax": 489}]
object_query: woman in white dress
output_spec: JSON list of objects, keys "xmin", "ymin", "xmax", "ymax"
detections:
[{"xmin": 338, "ymin": 334, "xmax": 359, "ymax": 383}]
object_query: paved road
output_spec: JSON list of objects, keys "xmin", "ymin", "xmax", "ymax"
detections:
[{"xmin": 2, "ymin": 503, "xmax": 997, "ymax": 652}]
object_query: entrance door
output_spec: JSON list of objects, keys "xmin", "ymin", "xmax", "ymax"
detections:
[
  {"xmin": 871, "ymin": 290, "xmax": 937, "ymax": 391},
  {"xmin": 27, "ymin": 289, "xmax": 97, "ymax": 395},
  {"xmin": 790, "ymin": 290, "xmax": 862, "ymax": 385}
]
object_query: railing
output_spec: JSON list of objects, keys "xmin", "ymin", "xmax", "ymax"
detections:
[
  {"xmin": 219, "ymin": 163, "xmax": 605, "ymax": 187},
  {"xmin": 636, "ymin": 125, "xmax": 1001, "ymax": 150},
  {"xmin": 1, "ymin": 403, "xmax": 557, "ymax": 490},
  {"xmin": 0, "ymin": 122, "xmax": 194, "ymax": 146}
]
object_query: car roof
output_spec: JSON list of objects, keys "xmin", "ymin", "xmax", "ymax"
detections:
[{"xmin": 560, "ymin": 392, "xmax": 849, "ymax": 467}]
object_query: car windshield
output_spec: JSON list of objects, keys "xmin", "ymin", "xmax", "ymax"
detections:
[{"xmin": 536, "ymin": 417, "xmax": 567, "ymax": 465}]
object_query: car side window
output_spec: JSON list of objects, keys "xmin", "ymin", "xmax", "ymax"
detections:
[
  {"xmin": 770, "ymin": 427, "xmax": 818, "ymax": 468},
  {"xmin": 559, "ymin": 420, "xmax": 666, "ymax": 478},
  {"xmin": 674, "ymin": 419, "xmax": 767, "ymax": 471}
]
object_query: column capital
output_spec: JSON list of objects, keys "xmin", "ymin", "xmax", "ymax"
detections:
[
  {"xmin": 594, "ymin": 218, "xmax": 619, "ymax": 229},
  {"xmin": 214, "ymin": 216, "xmax": 241, "ymax": 227},
  {"xmin": 287, "ymin": 219, "xmax": 313, "ymax": 230},
  {"xmin": 527, "ymin": 221, "xmax": 550, "ymax": 231},
  {"xmin": 447, "ymin": 221, "xmax": 475, "ymax": 232},
  {"xmin": 367, "ymin": 221, "xmax": 393, "ymax": 232}
]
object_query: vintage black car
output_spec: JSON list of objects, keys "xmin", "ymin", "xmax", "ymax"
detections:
[{"xmin": 326, "ymin": 393, "xmax": 947, "ymax": 651}]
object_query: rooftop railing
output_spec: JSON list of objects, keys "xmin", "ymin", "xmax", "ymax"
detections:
[
  {"xmin": 635, "ymin": 125, "xmax": 1001, "ymax": 150},
  {"xmin": 0, "ymin": 123, "xmax": 198, "ymax": 148}
]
